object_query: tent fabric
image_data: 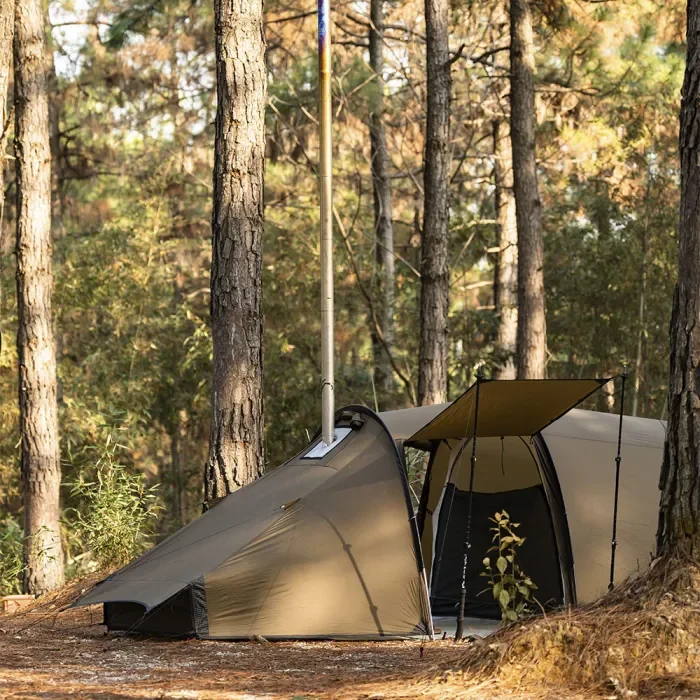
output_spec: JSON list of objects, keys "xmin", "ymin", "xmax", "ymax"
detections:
[
  {"xmin": 379, "ymin": 403, "xmax": 448, "ymax": 445},
  {"xmin": 76, "ymin": 407, "xmax": 432, "ymax": 640},
  {"xmin": 394, "ymin": 405, "xmax": 665, "ymax": 612},
  {"xmin": 408, "ymin": 378, "xmax": 609, "ymax": 443},
  {"xmin": 541, "ymin": 409, "xmax": 666, "ymax": 602}
]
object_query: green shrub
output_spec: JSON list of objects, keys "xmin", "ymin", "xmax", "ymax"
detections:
[
  {"xmin": 0, "ymin": 518, "xmax": 24, "ymax": 596},
  {"xmin": 67, "ymin": 436, "xmax": 161, "ymax": 568}
]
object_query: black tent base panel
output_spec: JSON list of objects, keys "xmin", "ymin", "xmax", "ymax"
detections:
[
  {"xmin": 104, "ymin": 595, "xmax": 431, "ymax": 641},
  {"xmin": 104, "ymin": 589, "xmax": 195, "ymax": 637}
]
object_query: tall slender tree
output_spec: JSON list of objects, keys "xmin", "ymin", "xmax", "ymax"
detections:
[
  {"xmin": 14, "ymin": 0, "xmax": 64, "ymax": 593},
  {"xmin": 0, "ymin": 0, "xmax": 12, "ymax": 324},
  {"xmin": 0, "ymin": 0, "xmax": 11, "ymax": 222},
  {"xmin": 510, "ymin": 0, "xmax": 546, "ymax": 379},
  {"xmin": 657, "ymin": 0, "xmax": 700, "ymax": 553},
  {"xmin": 493, "ymin": 119, "xmax": 518, "ymax": 379},
  {"xmin": 204, "ymin": 0, "xmax": 266, "ymax": 504},
  {"xmin": 419, "ymin": 0, "xmax": 451, "ymax": 405},
  {"xmin": 369, "ymin": 0, "xmax": 395, "ymax": 396}
]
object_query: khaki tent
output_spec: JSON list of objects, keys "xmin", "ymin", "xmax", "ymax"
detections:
[{"xmin": 75, "ymin": 379, "xmax": 665, "ymax": 639}]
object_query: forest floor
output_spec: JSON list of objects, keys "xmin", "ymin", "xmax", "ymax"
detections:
[{"xmin": 1, "ymin": 576, "xmax": 699, "ymax": 700}]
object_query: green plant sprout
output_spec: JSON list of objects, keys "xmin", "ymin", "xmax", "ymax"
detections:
[{"xmin": 481, "ymin": 510, "xmax": 538, "ymax": 623}]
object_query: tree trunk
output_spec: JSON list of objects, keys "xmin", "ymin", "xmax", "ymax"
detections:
[
  {"xmin": 632, "ymin": 187, "xmax": 650, "ymax": 417},
  {"xmin": 602, "ymin": 378, "xmax": 615, "ymax": 412},
  {"xmin": 657, "ymin": 0, "xmax": 700, "ymax": 554},
  {"xmin": 204, "ymin": 0, "xmax": 265, "ymax": 505},
  {"xmin": 493, "ymin": 119, "xmax": 518, "ymax": 380},
  {"xmin": 45, "ymin": 23, "xmax": 62, "ymax": 235},
  {"xmin": 0, "ymin": 0, "xmax": 13, "ymax": 329},
  {"xmin": 419, "ymin": 0, "xmax": 451, "ymax": 406},
  {"xmin": 14, "ymin": 0, "xmax": 64, "ymax": 594},
  {"xmin": 510, "ymin": 0, "xmax": 546, "ymax": 379},
  {"xmin": 369, "ymin": 0, "xmax": 395, "ymax": 397}
]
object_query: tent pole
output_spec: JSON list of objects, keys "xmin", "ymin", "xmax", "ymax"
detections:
[
  {"xmin": 455, "ymin": 370, "xmax": 482, "ymax": 641},
  {"xmin": 318, "ymin": 0, "xmax": 335, "ymax": 447},
  {"xmin": 608, "ymin": 368, "xmax": 628, "ymax": 592}
]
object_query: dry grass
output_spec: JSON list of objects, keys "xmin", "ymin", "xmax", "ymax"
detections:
[{"xmin": 456, "ymin": 553, "xmax": 700, "ymax": 696}]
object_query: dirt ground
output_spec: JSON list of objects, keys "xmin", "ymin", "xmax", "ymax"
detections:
[
  {"xmin": 1, "ymin": 603, "xmax": 698, "ymax": 700},
  {"xmin": 0, "ymin": 603, "xmax": 579, "ymax": 700}
]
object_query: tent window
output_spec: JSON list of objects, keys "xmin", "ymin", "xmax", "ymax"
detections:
[{"xmin": 302, "ymin": 427, "xmax": 352, "ymax": 459}]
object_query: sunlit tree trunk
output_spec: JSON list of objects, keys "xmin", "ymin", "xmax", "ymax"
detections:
[
  {"xmin": 369, "ymin": 0, "xmax": 395, "ymax": 396},
  {"xmin": 602, "ymin": 378, "xmax": 615, "ymax": 412},
  {"xmin": 510, "ymin": 0, "xmax": 546, "ymax": 379},
  {"xmin": 14, "ymin": 0, "xmax": 64, "ymax": 594},
  {"xmin": 657, "ymin": 0, "xmax": 700, "ymax": 553},
  {"xmin": 493, "ymin": 119, "xmax": 518, "ymax": 379},
  {"xmin": 0, "ymin": 0, "xmax": 13, "ymax": 326},
  {"xmin": 419, "ymin": 0, "xmax": 450, "ymax": 405},
  {"xmin": 205, "ymin": 0, "xmax": 265, "ymax": 505}
]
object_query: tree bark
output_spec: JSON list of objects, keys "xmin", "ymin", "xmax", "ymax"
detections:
[
  {"xmin": 632, "ymin": 183, "xmax": 650, "ymax": 417},
  {"xmin": 14, "ymin": 0, "xmax": 64, "ymax": 594},
  {"xmin": 369, "ymin": 0, "xmax": 395, "ymax": 396},
  {"xmin": 657, "ymin": 0, "xmax": 700, "ymax": 554},
  {"xmin": 493, "ymin": 119, "xmax": 518, "ymax": 380},
  {"xmin": 0, "ymin": 0, "xmax": 13, "ymax": 329},
  {"xmin": 0, "ymin": 0, "xmax": 11, "ymax": 220},
  {"xmin": 419, "ymin": 0, "xmax": 451, "ymax": 405},
  {"xmin": 204, "ymin": 0, "xmax": 265, "ymax": 505},
  {"xmin": 510, "ymin": 0, "xmax": 546, "ymax": 379}
]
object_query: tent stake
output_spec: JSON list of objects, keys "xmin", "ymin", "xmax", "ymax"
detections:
[
  {"xmin": 608, "ymin": 368, "xmax": 628, "ymax": 592},
  {"xmin": 455, "ymin": 370, "xmax": 482, "ymax": 641}
]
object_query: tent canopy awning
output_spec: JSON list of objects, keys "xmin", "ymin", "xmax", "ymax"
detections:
[{"xmin": 408, "ymin": 378, "xmax": 610, "ymax": 443}]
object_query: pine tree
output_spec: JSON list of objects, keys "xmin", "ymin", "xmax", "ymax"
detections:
[
  {"xmin": 204, "ymin": 0, "xmax": 266, "ymax": 503},
  {"xmin": 369, "ymin": 0, "xmax": 396, "ymax": 397},
  {"xmin": 510, "ymin": 0, "xmax": 546, "ymax": 379},
  {"xmin": 419, "ymin": 0, "xmax": 451, "ymax": 405},
  {"xmin": 14, "ymin": 0, "xmax": 65, "ymax": 593},
  {"xmin": 657, "ymin": 0, "xmax": 700, "ymax": 553}
]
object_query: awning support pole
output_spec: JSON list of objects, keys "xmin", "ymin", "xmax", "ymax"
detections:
[
  {"xmin": 608, "ymin": 367, "xmax": 628, "ymax": 592},
  {"xmin": 455, "ymin": 370, "xmax": 482, "ymax": 641}
]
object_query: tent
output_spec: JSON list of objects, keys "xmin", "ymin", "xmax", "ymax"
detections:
[{"xmin": 75, "ymin": 379, "xmax": 665, "ymax": 639}]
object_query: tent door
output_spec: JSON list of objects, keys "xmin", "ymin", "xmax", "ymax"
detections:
[{"xmin": 423, "ymin": 436, "xmax": 566, "ymax": 619}]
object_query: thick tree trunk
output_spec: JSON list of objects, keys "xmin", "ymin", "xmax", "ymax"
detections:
[
  {"xmin": 14, "ymin": 0, "xmax": 64, "ymax": 594},
  {"xmin": 419, "ymin": 0, "xmax": 451, "ymax": 405},
  {"xmin": 493, "ymin": 119, "xmax": 518, "ymax": 380},
  {"xmin": 657, "ymin": 0, "xmax": 700, "ymax": 554},
  {"xmin": 510, "ymin": 0, "xmax": 546, "ymax": 379},
  {"xmin": 204, "ymin": 0, "xmax": 265, "ymax": 505},
  {"xmin": 369, "ymin": 0, "xmax": 395, "ymax": 396}
]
